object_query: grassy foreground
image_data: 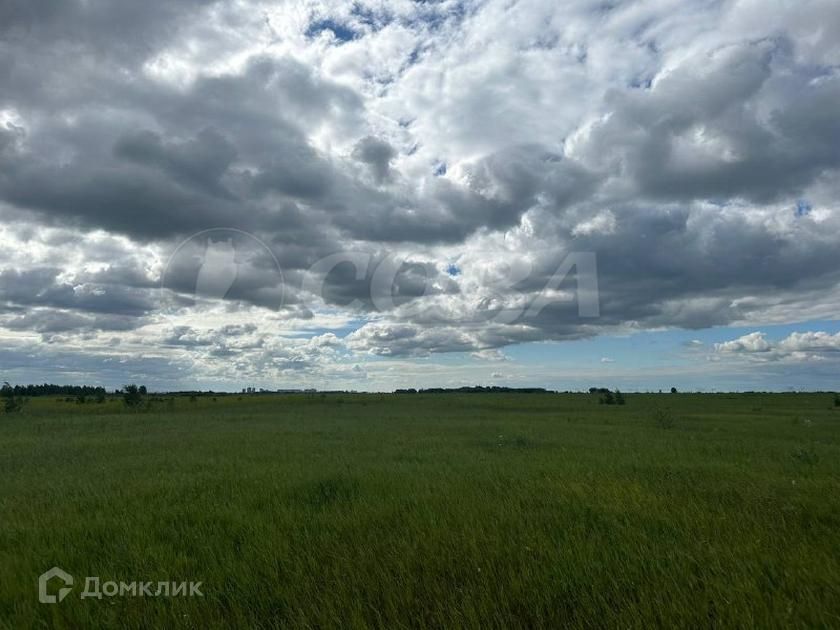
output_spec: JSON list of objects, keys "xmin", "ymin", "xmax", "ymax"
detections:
[{"xmin": 1, "ymin": 393, "xmax": 839, "ymax": 628}]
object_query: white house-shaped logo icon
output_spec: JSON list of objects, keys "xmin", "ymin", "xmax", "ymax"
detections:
[{"xmin": 38, "ymin": 567, "xmax": 73, "ymax": 604}]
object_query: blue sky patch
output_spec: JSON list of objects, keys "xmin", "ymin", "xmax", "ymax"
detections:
[
  {"xmin": 306, "ymin": 18, "xmax": 358, "ymax": 43},
  {"xmin": 795, "ymin": 199, "xmax": 812, "ymax": 217}
]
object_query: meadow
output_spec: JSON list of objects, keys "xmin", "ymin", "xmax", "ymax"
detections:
[{"xmin": 1, "ymin": 392, "xmax": 839, "ymax": 628}]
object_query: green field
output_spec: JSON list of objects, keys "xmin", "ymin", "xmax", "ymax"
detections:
[{"xmin": 2, "ymin": 393, "xmax": 839, "ymax": 628}]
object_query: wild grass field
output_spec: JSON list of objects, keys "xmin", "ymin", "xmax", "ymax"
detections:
[{"xmin": 1, "ymin": 392, "xmax": 839, "ymax": 628}]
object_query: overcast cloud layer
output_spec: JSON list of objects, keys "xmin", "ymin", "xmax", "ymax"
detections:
[{"xmin": 1, "ymin": 0, "xmax": 839, "ymax": 390}]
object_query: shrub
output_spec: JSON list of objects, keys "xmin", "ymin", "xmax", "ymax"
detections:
[
  {"xmin": 600, "ymin": 390, "xmax": 615, "ymax": 405},
  {"xmin": 122, "ymin": 384, "xmax": 144, "ymax": 408},
  {"xmin": 834, "ymin": 394, "xmax": 840, "ymax": 407},
  {"xmin": 598, "ymin": 389, "xmax": 626, "ymax": 405},
  {"xmin": 1, "ymin": 382, "xmax": 23, "ymax": 414},
  {"xmin": 670, "ymin": 387, "xmax": 678, "ymax": 394}
]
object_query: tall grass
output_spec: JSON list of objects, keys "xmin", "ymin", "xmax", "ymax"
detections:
[{"xmin": 2, "ymin": 393, "xmax": 839, "ymax": 628}]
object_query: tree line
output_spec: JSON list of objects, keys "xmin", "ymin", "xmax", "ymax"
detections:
[
  {"xmin": 2, "ymin": 383, "xmax": 109, "ymax": 397},
  {"xmin": 2, "ymin": 382, "xmax": 151, "ymax": 413}
]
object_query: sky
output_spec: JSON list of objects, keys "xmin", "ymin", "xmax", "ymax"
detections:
[{"xmin": 1, "ymin": 0, "xmax": 839, "ymax": 392}]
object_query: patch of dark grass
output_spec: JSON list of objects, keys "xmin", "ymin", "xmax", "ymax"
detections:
[
  {"xmin": 292, "ymin": 476, "xmax": 360, "ymax": 508},
  {"xmin": 482, "ymin": 433, "xmax": 538, "ymax": 451},
  {"xmin": 653, "ymin": 408, "xmax": 676, "ymax": 429},
  {"xmin": 791, "ymin": 447, "xmax": 819, "ymax": 466}
]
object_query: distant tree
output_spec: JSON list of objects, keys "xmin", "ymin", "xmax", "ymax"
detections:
[
  {"xmin": 600, "ymin": 390, "xmax": 615, "ymax": 405},
  {"xmin": 139, "ymin": 385, "xmax": 147, "ymax": 395},
  {"xmin": 1, "ymin": 382, "xmax": 23, "ymax": 413},
  {"xmin": 670, "ymin": 387, "xmax": 678, "ymax": 394},
  {"xmin": 834, "ymin": 393, "xmax": 840, "ymax": 407},
  {"xmin": 122, "ymin": 384, "xmax": 143, "ymax": 408},
  {"xmin": 615, "ymin": 390, "xmax": 626, "ymax": 405}
]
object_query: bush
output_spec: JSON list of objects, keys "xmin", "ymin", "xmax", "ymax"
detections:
[
  {"xmin": 1, "ymin": 382, "xmax": 23, "ymax": 414},
  {"xmin": 833, "ymin": 394, "xmax": 840, "ymax": 407},
  {"xmin": 122, "ymin": 384, "xmax": 144, "ymax": 408},
  {"xmin": 598, "ymin": 389, "xmax": 625, "ymax": 405},
  {"xmin": 670, "ymin": 387, "xmax": 678, "ymax": 394}
]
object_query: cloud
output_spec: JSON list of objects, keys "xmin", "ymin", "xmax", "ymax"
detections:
[
  {"xmin": 113, "ymin": 128, "xmax": 238, "ymax": 197},
  {"xmin": 2, "ymin": 0, "xmax": 840, "ymax": 387},
  {"xmin": 571, "ymin": 40, "xmax": 840, "ymax": 204},
  {"xmin": 715, "ymin": 330, "xmax": 840, "ymax": 362},
  {"xmin": 715, "ymin": 332, "xmax": 772, "ymax": 354},
  {"xmin": 352, "ymin": 136, "xmax": 396, "ymax": 183}
]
